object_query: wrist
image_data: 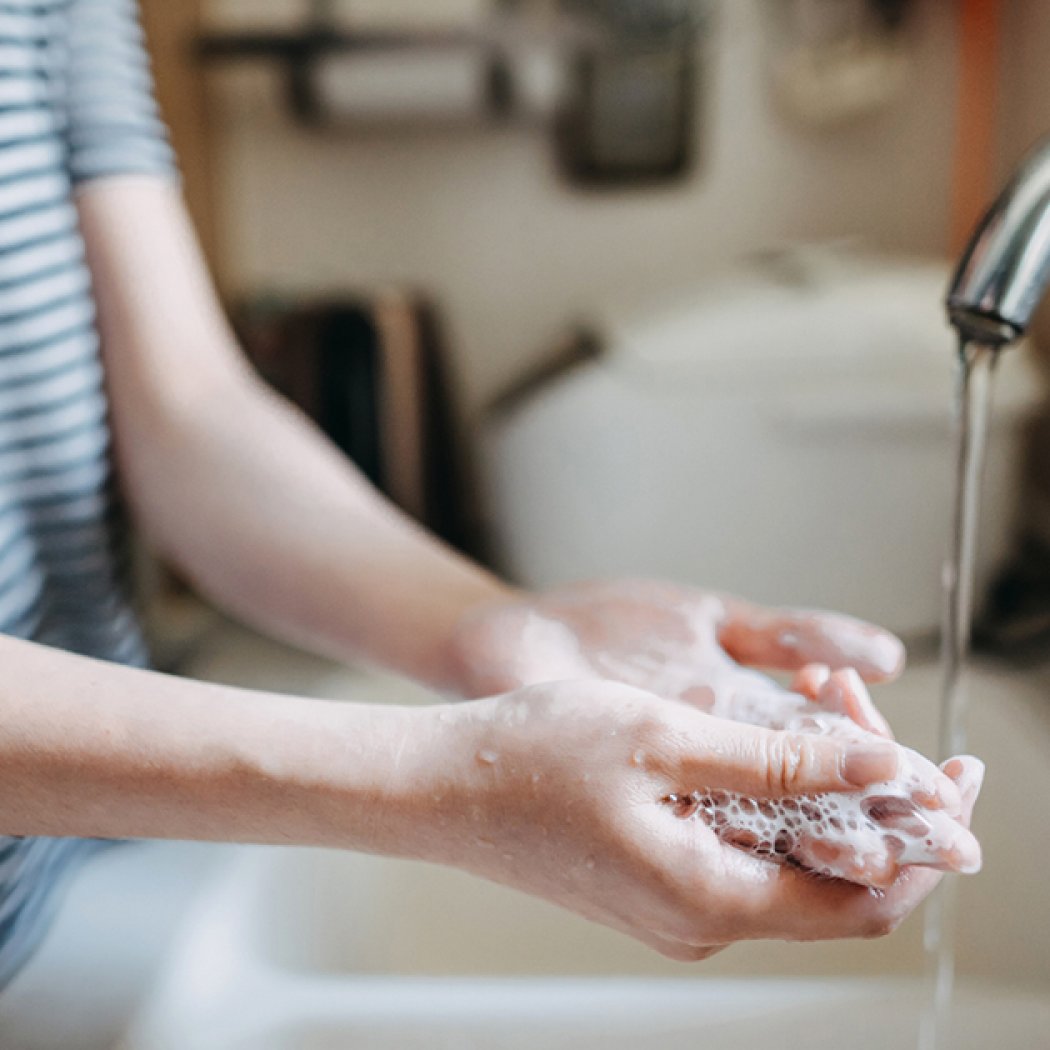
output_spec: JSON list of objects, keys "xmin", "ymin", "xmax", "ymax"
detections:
[
  {"xmin": 432, "ymin": 579, "xmax": 524, "ymax": 697},
  {"xmin": 238, "ymin": 697, "xmax": 444, "ymax": 858},
  {"xmin": 353, "ymin": 698, "xmax": 501, "ymax": 868}
]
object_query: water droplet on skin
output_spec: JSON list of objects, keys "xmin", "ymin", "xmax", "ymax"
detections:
[
  {"xmin": 531, "ymin": 772, "xmax": 541, "ymax": 785},
  {"xmin": 581, "ymin": 773, "xmax": 591, "ymax": 783},
  {"xmin": 631, "ymin": 749, "xmax": 646, "ymax": 767},
  {"xmin": 476, "ymin": 749, "xmax": 499, "ymax": 766},
  {"xmin": 584, "ymin": 856, "xmax": 597, "ymax": 871}
]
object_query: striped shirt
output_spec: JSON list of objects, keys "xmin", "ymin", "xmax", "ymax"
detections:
[{"xmin": 0, "ymin": 0, "xmax": 175, "ymax": 989}]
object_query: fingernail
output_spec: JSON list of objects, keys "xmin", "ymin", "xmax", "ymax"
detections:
[
  {"xmin": 843, "ymin": 743, "xmax": 898, "ymax": 787},
  {"xmin": 865, "ymin": 634, "xmax": 906, "ymax": 677},
  {"xmin": 957, "ymin": 756, "xmax": 987, "ymax": 798}
]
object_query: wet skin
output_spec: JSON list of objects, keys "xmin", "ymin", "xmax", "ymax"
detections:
[{"xmin": 446, "ymin": 581, "xmax": 981, "ymax": 896}]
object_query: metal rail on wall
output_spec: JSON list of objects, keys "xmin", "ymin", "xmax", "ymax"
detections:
[{"xmin": 195, "ymin": 1, "xmax": 713, "ymax": 187}]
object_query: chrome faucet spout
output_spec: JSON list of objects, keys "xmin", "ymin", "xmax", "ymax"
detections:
[{"xmin": 948, "ymin": 136, "xmax": 1050, "ymax": 347}]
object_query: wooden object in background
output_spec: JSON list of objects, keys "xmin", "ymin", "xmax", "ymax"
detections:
[{"xmin": 949, "ymin": 0, "xmax": 1004, "ymax": 257}]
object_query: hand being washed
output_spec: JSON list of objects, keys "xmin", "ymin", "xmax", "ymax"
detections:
[
  {"xmin": 448, "ymin": 580, "xmax": 983, "ymax": 889},
  {"xmin": 450, "ymin": 580, "xmax": 903, "ymax": 731},
  {"xmin": 415, "ymin": 681, "xmax": 981, "ymax": 960}
]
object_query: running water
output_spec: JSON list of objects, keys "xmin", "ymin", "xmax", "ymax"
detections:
[{"xmin": 918, "ymin": 339, "xmax": 1001, "ymax": 1050}]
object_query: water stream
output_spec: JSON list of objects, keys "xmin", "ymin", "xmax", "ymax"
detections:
[{"xmin": 918, "ymin": 338, "xmax": 1001, "ymax": 1050}]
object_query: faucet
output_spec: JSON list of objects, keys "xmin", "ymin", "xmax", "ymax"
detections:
[{"xmin": 948, "ymin": 135, "xmax": 1050, "ymax": 347}]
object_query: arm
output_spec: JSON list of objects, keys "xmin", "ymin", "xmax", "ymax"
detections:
[
  {"xmin": 77, "ymin": 177, "xmax": 511, "ymax": 692},
  {"xmin": 78, "ymin": 180, "xmax": 907, "ymax": 702},
  {"xmin": 0, "ymin": 631, "xmax": 423, "ymax": 851},
  {"xmin": 0, "ymin": 628, "xmax": 973, "ymax": 952}
]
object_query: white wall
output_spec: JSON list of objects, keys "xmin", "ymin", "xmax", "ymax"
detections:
[{"xmin": 205, "ymin": 0, "xmax": 960, "ymax": 421}]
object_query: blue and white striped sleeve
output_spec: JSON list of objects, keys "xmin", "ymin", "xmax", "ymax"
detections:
[{"xmin": 63, "ymin": 0, "xmax": 178, "ymax": 186}]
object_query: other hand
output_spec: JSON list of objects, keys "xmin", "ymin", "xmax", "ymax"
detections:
[
  {"xmin": 413, "ymin": 681, "xmax": 975, "ymax": 960},
  {"xmin": 451, "ymin": 580, "xmax": 902, "ymax": 737}
]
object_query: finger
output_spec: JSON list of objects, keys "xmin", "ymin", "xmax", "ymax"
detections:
[
  {"xmin": 863, "ymin": 799, "xmax": 981, "ymax": 878},
  {"xmin": 942, "ymin": 755, "xmax": 985, "ymax": 825},
  {"xmin": 647, "ymin": 799, "xmax": 935, "ymax": 945},
  {"xmin": 714, "ymin": 848, "xmax": 907, "ymax": 941},
  {"xmin": 813, "ymin": 669, "xmax": 894, "ymax": 740},
  {"xmin": 677, "ymin": 713, "xmax": 902, "ymax": 797},
  {"xmin": 901, "ymin": 747, "xmax": 962, "ymax": 814},
  {"xmin": 923, "ymin": 833, "xmax": 982, "ymax": 874},
  {"xmin": 818, "ymin": 758, "xmax": 985, "ymax": 893},
  {"xmin": 789, "ymin": 664, "xmax": 832, "ymax": 700},
  {"xmin": 725, "ymin": 842, "xmax": 952, "ymax": 942},
  {"xmin": 790, "ymin": 833, "xmax": 902, "ymax": 890},
  {"xmin": 718, "ymin": 599, "xmax": 905, "ymax": 683}
]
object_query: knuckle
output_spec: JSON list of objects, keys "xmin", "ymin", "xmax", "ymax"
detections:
[
  {"xmin": 634, "ymin": 704, "xmax": 666, "ymax": 738},
  {"xmin": 629, "ymin": 710, "xmax": 669, "ymax": 756},
  {"xmin": 766, "ymin": 736, "xmax": 812, "ymax": 795}
]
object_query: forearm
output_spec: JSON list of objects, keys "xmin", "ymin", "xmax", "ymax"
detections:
[
  {"xmin": 120, "ymin": 367, "xmax": 507, "ymax": 689},
  {"xmin": 77, "ymin": 178, "xmax": 511, "ymax": 690},
  {"xmin": 0, "ymin": 632, "xmax": 432, "ymax": 852}
]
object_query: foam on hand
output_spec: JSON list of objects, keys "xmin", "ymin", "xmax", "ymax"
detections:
[
  {"xmin": 668, "ymin": 679, "xmax": 984, "ymax": 889},
  {"xmin": 668, "ymin": 752, "xmax": 982, "ymax": 889}
]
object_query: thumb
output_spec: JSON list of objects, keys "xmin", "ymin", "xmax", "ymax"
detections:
[{"xmin": 679, "ymin": 714, "xmax": 900, "ymax": 797}]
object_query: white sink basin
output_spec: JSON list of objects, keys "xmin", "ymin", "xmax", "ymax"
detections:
[{"xmin": 126, "ymin": 660, "xmax": 1050, "ymax": 1050}]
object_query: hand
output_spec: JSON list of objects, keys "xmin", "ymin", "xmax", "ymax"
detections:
[
  {"xmin": 450, "ymin": 579, "xmax": 903, "ymax": 736},
  {"xmin": 667, "ymin": 667, "xmax": 982, "ymax": 888},
  {"xmin": 447, "ymin": 581, "xmax": 980, "ymax": 890},
  {"xmin": 412, "ymin": 681, "xmax": 976, "ymax": 960}
]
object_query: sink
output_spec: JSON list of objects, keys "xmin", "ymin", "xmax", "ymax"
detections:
[{"xmin": 125, "ymin": 660, "xmax": 1050, "ymax": 1050}]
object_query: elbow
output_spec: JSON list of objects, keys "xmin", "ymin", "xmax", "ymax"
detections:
[{"xmin": 107, "ymin": 358, "xmax": 258, "ymax": 556}]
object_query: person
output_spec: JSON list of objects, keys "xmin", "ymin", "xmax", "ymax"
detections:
[{"xmin": 0, "ymin": 0, "xmax": 979, "ymax": 994}]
